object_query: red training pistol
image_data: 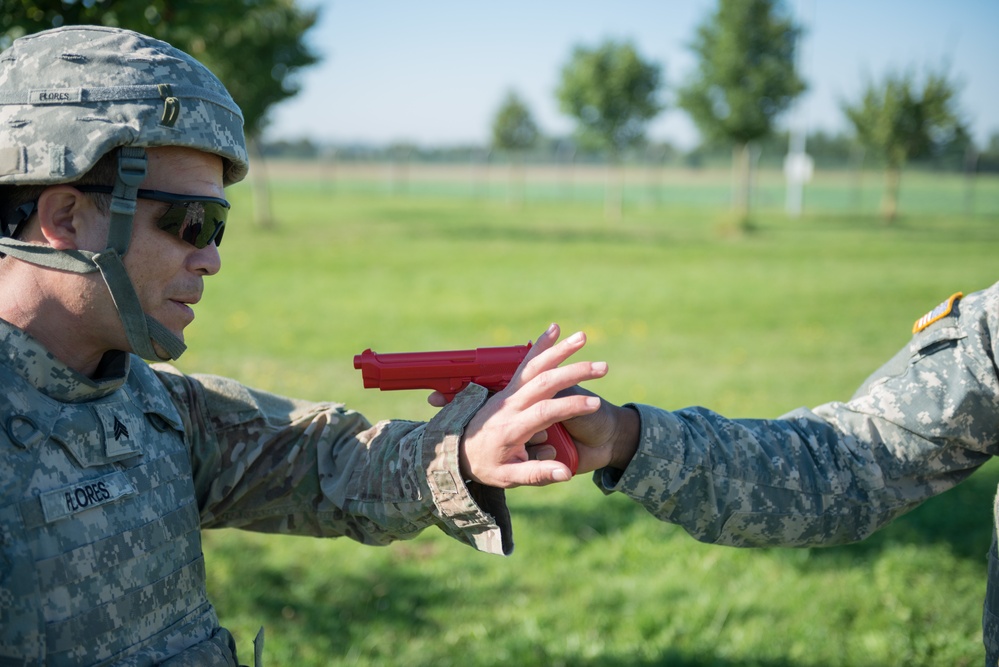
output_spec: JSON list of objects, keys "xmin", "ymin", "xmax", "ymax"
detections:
[{"xmin": 353, "ymin": 343, "xmax": 579, "ymax": 475}]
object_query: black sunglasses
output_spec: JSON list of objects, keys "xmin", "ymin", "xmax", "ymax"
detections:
[{"xmin": 75, "ymin": 185, "xmax": 230, "ymax": 249}]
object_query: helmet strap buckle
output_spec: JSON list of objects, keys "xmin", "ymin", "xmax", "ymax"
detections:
[{"xmin": 105, "ymin": 147, "xmax": 146, "ymax": 255}]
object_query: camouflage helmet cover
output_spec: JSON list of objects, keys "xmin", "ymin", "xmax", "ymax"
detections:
[{"xmin": 0, "ymin": 25, "xmax": 249, "ymax": 186}]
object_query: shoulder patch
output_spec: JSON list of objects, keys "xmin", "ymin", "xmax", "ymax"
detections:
[{"xmin": 913, "ymin": 292, "xmax": 963, "ymax": 333}]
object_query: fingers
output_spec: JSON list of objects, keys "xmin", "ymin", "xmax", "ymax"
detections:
[
  {"xmin": 530, "ymin": 322, "xmax": 562, "ymax": 355},
  {"xmin": 463, "ymin": 382, "xmax": 602, "ymax": 488},
  {"xmin": 530, "ymin": 391, "xmax": 603, "ymax": 432},
  {"xmin": 488, "ymin": 460, "xmax": 574, "ymax": 487},
  {"xmin": 458, "ymin": 323, "xmax": 609, "ymax": 489},
  {"xmin": 525, "ymin": 330, "xmax": 591, "ymax": 381},
  {"xmin": 527, "ymin": 431, "xmax": 551, "ymax": 446},
  {"xmin": 527, "ymin": 442, "xmax": 556, "ymax": 458},
  {"xmin": 506, "ymin": 325, "xmax": 587, "ymax": 392},
  {"xmin": 509, "ymin": 363, "xmax": 607, "ymax": 430}
]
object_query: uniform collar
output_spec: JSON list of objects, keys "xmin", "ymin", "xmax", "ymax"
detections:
[{"xmin": 0, "ymin": 318, "xmax": 130, "ymax": 402}]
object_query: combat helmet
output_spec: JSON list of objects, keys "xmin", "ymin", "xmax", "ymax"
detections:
[{"xmin": 0, "ymin": 25, "xmax": 249, "ymax": 361}]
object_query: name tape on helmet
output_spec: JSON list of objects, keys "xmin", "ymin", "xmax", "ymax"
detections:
[{"xmin": 29, "ymin": 88, "xmax": 83, "ymax": 105}]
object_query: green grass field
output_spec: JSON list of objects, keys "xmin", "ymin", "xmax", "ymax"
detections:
[{"xmin": 176, "ymin": 163, "xmax": 999, "ymax": 665}]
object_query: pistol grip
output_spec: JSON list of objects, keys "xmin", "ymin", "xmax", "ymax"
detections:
[{"xmin": 545, "ymin": 423, "xmax": 579, "ymax": 476}]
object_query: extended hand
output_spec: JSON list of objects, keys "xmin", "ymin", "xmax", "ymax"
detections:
[
  {"xmin": 458, "ymin": 324, "xmax": 607, "ymax": 488},
  {"xmin": 560, "ymin": 389, "xmax": 640, "ymax": 474}
]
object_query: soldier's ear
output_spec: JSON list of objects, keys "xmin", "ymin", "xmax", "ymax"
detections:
[{"xmin": 34, "ymin": 186, "xmax": 103, "ymax": 251}]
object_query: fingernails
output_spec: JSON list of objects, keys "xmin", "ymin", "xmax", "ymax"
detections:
[
  {"xmin": 567, "ymin": 331, "xmax": 585, "ymax": 344},
  {"xmin": 590, "ymin": 362, "xmax": 608, "ymax": 375},
  {"xmin": 546, "ymin": 323, "xmax": 558, "ymax": 335},
  {"xmin": 552, "ymin": 468, "xmax": 571, "ymax": 482},
  {"xmin": 585, "ymin": 396, "xmax": 602, "ymax": 409}
]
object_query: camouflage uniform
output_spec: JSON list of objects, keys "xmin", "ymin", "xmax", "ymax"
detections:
[
  {"xmin": 0, "ymin": 318, "xmax": 510, "ymax": 665},
  {"xmin": 595, "ymin": 282, "xmax": 999, "ymax": 662},
  {"xmin": 0, "ymin": 25, "xmax": 513, "ymax": 666}
]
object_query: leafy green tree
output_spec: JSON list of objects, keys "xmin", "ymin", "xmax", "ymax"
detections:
[
  {"xmin": 842, "ymin": 68, "xmax": 966, "ymax": 221},
  {"xmin": 556, "ymin": 40, "xmax": 663, "ymax": 159},
  {"xmin": 557, "ymin": 40, "xmax": 662, "ymax": 217},
  {"xmin": 491, "ymin": 91, "xmax": 540, "ymax": 205},
  {"xmin": 492, "ymin": 91, "xmax": 540, "ymax": 153},
  {"xmin": 187, "ymin": 3, "xmax": 320, "ymax": 227},
  {"xmin": 678, "ymin": 0, "xmax": 805, "ymax": 226},
  {"xmin": 2, "ymin": 0, "xmax": 320, "ymax": 226}
]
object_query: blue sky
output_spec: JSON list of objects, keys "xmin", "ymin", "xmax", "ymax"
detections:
[{"xmin": 265, "ymin": 0, "xmax": 999, "ymax": 150}]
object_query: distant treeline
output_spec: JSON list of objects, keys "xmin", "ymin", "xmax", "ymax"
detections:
[{"xmin": 262, "ymin": 129, "xmax": 999, "ymax": 173}]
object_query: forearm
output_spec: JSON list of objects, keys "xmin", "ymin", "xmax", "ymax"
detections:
[
  {"xmin": 596, "ymin": 284, "xmax": 999, "ymax": 548},
  {"xmin": 598, "ymin": 402, "xmax": 989, "ymax": 547},
  {"xmin": 155, "ymin": 367, "xmax": 513, "ymax": 555},
  {"xmin": 319, "ymin": 383, "xmax": 513, "ymax": 555}
]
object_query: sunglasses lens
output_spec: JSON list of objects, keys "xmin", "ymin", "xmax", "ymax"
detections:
[{"xmin": 157, "ymin": 201, "xmax": 228, "ymax": 249}]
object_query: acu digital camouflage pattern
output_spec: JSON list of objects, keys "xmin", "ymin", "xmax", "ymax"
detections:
[
  {"xmin": 596, "ymin": 280, "xmax": 999, "ymax": 660},
  {"xmin": 0, "ymin": 25, "xmax": 248, "ymax": 186},
  {"xmin": 0, "ymin": 318, "xmax": 510, "ymax": 665}
]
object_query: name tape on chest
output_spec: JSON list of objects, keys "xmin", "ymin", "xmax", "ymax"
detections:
[
  {"xmin": 38, "ymin": 470, "xmax": 137, "ymax": 524},
  {"xmin": 913, "ymin": 292, "xmax": 963, "ymax": 334}
]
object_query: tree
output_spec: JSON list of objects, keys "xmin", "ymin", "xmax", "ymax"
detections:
[
  {"xmin": 492, "ymin": 91, "xmax": 540, "ymax": 153},
  {"xmin": 556, "ymin": 40, "xmax": 663, "ymax": 159},
  {"xmin": 2, "ymin": 0, "xmax": 321, "ymax": 227},
  {"xmin": 842, "ymin": 68, "xmax": 966, "ymax": 221},
  {"xmin": 677, "ymin": 0, "xmax": 805, "ymax": 226},
  {"xmin": 187, "ymin": 3, "xmax": 320, "ymax": 227},
  {"xmin": 491, "ymin": 91, "xmax": 540, "ymax": 205},
  {"xmin": 557, "ymin": 40, "xmax": 663, "ymax": 217}
]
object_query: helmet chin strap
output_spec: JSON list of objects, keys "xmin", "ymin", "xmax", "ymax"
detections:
[
  {"xmin": 94, "ymin": 147, "xmax": 188, "ymax": 361},
  {"xmin": 0, "ymin": 147, "xmax": 187, "ymax": 362},
  {"xmin": 92, "ymin": 250, "xmax": 188, "ymax": 361}
]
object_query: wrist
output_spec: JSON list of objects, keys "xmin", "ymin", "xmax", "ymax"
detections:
[{"xmin": 608, "ymin": 404, "xmax": 640, "ymax": 470}]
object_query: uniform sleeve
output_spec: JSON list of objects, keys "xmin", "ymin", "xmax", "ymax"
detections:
[
  {"xmin": 151, "ymin": 369, "xmax": 513, "ymax": 556},
  {"xmin": 595, "ymin": 284, "xmax": 999, "ymax": 547}
]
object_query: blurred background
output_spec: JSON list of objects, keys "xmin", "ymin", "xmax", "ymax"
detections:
[
  {"xmin": 268, "ymin": 1, "xmax": 998, "ymax": 162},
  {"xmin": 5, "ymin": 0, "xmax": 997, "ymax": 222}
]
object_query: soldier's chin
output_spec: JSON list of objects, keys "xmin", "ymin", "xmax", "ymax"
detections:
[
  {"xmin": 150, "ymin": 335, "xmax": 183, "ymax": 361},
  {"xmin": 149, "ymin": 339, "xmax": 168, "ymax": 361}
]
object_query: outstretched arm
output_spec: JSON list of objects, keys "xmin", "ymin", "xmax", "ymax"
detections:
[{"xmin": 565, "ymin": 285, "xmax": 999, "ymax": 548}]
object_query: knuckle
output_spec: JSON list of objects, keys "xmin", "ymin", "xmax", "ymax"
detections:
[
  {"xmin": 532, "ymin": 400, "xmax": 557, "ymax": 426},
  {"xmin": 531, "ymin": 369, "xmax": 560, "ymax": 394}
]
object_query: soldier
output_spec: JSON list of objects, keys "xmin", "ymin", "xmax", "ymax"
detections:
[
  {"xmin": 0, "ymin": 26, "xmax": 607, "ymax": 665},
  {"xmin": 568, "ymin": 285, "xmax": 999, "ymax": 661}
]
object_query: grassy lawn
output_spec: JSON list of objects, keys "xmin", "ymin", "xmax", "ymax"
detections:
[{"xmin": 176, "ymin": 164, "xmax": 999, "ymax": 665}]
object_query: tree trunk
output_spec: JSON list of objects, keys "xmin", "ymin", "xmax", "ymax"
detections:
[
  {"xmin": 881, "ymin": 165, "xmax": 901, "ymax": 223},
  {"xmin": 472, "ymin": 149, "xmax": 491, "ymax": 200},
  {"xmin": 558, "ymin": 143, "xmax": 576, "ymax": 202},
  {"xmin": 850, "ymin": 145, "xmax": 865, "ymax": 214},
  {"xmin": 732, "ymin": 142, "xmax": 752, "ymax": 227},
  {"xmin": 247, "ymin": 136, "xmax": 274, "ymax": 229},
  {"xmin": 321, "ymin": 147, "xmax": 337, "ymax": 195},
  {"xmin": 604, "ymin": 152, "xmax": 623, "ymax": 222},
  {"xmin": 507, "ymin": 151, "xmax": 525, "ymax": 208}
]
